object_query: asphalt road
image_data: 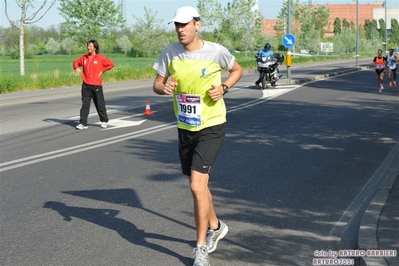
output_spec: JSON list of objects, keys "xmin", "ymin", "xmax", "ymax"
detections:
[{"xmin": 1, "ymin": 65, "xmax": 398, "ymax": 266}]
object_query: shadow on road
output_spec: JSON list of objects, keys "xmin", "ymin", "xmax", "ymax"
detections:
[{"xmin": 44, "ymin": 188, "xmax": 194, "ymax": 265}]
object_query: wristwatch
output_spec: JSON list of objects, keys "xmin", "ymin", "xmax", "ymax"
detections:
[{"xmin": 221, "ymin": 84, "xmax": 229, "ymax": 95}]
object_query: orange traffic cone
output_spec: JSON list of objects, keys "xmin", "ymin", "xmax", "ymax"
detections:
[{"xmin": 143, "ymin": 101, "xmax": 153, "ymax": 115}]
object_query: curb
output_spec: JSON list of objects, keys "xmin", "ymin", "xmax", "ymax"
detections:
[
  {"xmin": 358, "ymin": 142, "xmax": 399, "ymax": 266},
  {"xmin": 280, "ymin": 66, "xmax": 371, "ymax": 85}
]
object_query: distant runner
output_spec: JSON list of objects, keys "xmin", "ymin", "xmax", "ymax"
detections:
[
  {"xmin": 372, "ymin": 49, "xmax": 387, "ymax": 94},
  {"xmin": 387, "ymin": 48, "xmax": 398, "ymax": 87}
]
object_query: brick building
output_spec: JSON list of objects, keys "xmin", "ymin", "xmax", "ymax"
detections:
[{"xmin": 261, "ymin": 3, "xmax": 398, "ymax": 37}]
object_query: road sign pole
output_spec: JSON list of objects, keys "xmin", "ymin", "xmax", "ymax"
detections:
[{"xmin": 287, "ymin": 0, "xmax": 291, "ymax": 79}]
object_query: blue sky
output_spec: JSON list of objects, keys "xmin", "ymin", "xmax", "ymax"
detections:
[{"xmin": 1, "ymin": 0, "xmax": 398, "ymax": 30}]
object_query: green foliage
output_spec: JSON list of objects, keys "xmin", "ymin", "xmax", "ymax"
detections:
[
  {"xmin": 390, "ymin": 19, "xmax": 399, "ymax": 46},
  {"xmin": 46, "ymin": 38, "xmax": 60, "ymax": 54},
  {"xmin": 379, "ymin": 18, "xmax": 386, "ymax": 39},
  {"xmin": 58, "ymin": 0, "xmax": 126, "ymax": 45},
  {"xmin": 198, "ymin": 0, "xmax": 224, "ymax": 42},
  {"xmin": 132, "ymin": 7, "xmax": 168, "ymax": 58},
  {"xmin": 334, "ymin": 18, "xmax": 341, "ymax": 34},
  {"xmin": 60, "ymin": 37, "xmax": 77, "ymax": 55},
  {"xmin": 342, "ymin": 18, "xmax": 350, "ymax": 29},
  {"xmin": 197, "ymin": 0, "xmax": 264, "ymax": 52},
  {"xmin": 333, "ymin": 28, "xmax": 356, "ymax": 53},
  {"xmin": 116, "ymin": 35, "xmax": 133, "ymax": 55}
]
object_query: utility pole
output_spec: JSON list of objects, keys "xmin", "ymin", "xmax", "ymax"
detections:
[
  {"xmin": 385, "ymin": 0, "xmax": 387, "ymax": 53},
  {"xmin": 287, "ymin": 0, "xmax": 291, "ymax": 79},
  {"xmin": 356, "ymin": 0, "xmax": 359, "ymax": 66}
]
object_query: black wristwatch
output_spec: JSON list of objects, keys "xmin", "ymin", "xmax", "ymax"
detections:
[{"xmin": 221, "ymin": 84, "xmax": 229, "ymax": 95}]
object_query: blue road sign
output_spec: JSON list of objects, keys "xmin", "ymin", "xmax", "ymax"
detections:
[{"xmin": 282, "ymin": 33, "xmax": 296, "ymax": 48}]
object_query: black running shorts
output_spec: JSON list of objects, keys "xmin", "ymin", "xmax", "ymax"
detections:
[
  {"xmin": 178, "ymin": 123, "xmax": 226, "ymax": 176},
  {"xmin": 375, "ymin": 68, "xmax": 385, "ymax": 75}
]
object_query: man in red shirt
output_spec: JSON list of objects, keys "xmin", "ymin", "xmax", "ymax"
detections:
[{"xmin": 73, "ymin": 40, "xmax": 114, "ymax": 129}]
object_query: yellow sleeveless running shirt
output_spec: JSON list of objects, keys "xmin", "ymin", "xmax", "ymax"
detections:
[{"xmin": 153, "ymin": 41, "xmax": 235, "ymax": 131}]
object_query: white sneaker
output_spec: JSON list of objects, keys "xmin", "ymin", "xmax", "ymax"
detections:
[
  {"xmin": 100, "ymin": 122, "xmax": 108, "ymax": 128},
  {"xmin": 206, "ymin": 220, "xmax": 228, "ymax": 253},
  {"xmin": 76, "ymin": 124, "xmax": 88, "ymax": 130},
  {"xmin": 193, "ymin": 245, "xmax": 209, "ymax": 266}
]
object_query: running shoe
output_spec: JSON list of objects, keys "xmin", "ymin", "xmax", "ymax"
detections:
[
  {"xmin": 394, "ymin": 81, "xmax": 397, "ymax": 87},
  {"xmin": 206, "ymin": 220, "xmax": 228, "ymax": 253},
  {"xmin": 389, "ymin": 82, "xmax": 392, "ymax": 87},
  {"xmin": 76, "ymin": 124, "xmax": 88, "ymax": 130},
  {"xmin": 255, "ymin": 82, "xmax": 261, "ymax": 89},
  {"xmin": 100, "ymin": 122, "xmax": 108, "ymax": 128},
  {"xmin": 193, "ymin": 245, "xmax": 209, "ymax": 266}
]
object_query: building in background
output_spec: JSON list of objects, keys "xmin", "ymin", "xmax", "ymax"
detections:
[{"xmin": 261, "ymin": 2, "xmax": 399, "ymax": 37}]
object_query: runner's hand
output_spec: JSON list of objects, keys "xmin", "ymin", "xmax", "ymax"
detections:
[
  {"xmin": 208, "ymin": 84, "xmax": 223, "ymax": 101},
  {"xmin": 164, "ymin": 80, "xmax": 177, "ymax": 95}
]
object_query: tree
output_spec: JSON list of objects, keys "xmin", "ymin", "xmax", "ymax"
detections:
[
  {"xmin": 379, "ymin": 18, "xmax": 386, "ymax": 40},
  {"xmin": 371, "ymin": 19, "xmax": 379, "ymax": 41},
  {"xmin": 197, "ymin": 0, "xmax": 225, "ymax": 42},
  {"xmin": 46, "ymin": 37, "xmax": 60, "ymax": 54},
  {"xmin": 132, "ymin": 7, "xmax": 167, "ymax": 60},
  {"xmin": 342, "ymin": 18, "xmax": 350, "ymax": 29},
  {"xmin": 334, "ymin": 18, "xmax": 341, "ymax": 34},
  {"xmin": 350, "ymin": 21, "xmax": 355, "ymax": 33},
  {"xmin": 274, "ymin": 0, "xmax": 301, "ymax": 36},
  {"xmin": 333, "ymin": 27, "xmax": 355, "ymax": 53},
  {"xmin": 60, "ymin": 37, "xmax": 76, "ymax": 55},
  {"xmin": 294, "ymin": 3, "xmax": 330, "ymax": 52},
  {"xmin": 116, "ymin": 35, "xmax": 133, "ymax": 55},
  {"xmin": 364, "ymin": 19, "xmax": 372, "ymax": 40},
  {"xmin": 4, "ymin": 0, "xmax": 56, "ymax": 76},
  {"xmin": 239, "ymin": 30, "xmax": 256, "ymax": 56},
  {"xmin": 227, "ymin": 0, "xmax": 264, "ymax": 52},
  {"xmin": 58, "ymin": 0, "xmax": 126, "ymax": 45},
  {"xmin": 390, "ymin": 19, "xmax": 399, "ymax": 46}
]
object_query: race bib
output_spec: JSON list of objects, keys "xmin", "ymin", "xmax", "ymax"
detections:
[
  {"xmin": 176, "ymin": 94, "xmax": 202, "ymax": 126},
  {"xmin": 376, "ymin": 64, "xmax": 383, "ymax": 69}
]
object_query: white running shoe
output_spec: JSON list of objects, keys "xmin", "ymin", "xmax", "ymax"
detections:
[
  {"xmin": 206, "ymin": 220, "xmax": 228, "ymax": 253},
  {"xmin": 76, "ymin": 124, "xmax": 88, "ymax": 130},
  {"xmin": 100, "ymin": 122, "xmax": 108, "ymax": 128},
  {"xmin": 193, "ymin": 245, "xmax": 209, "ymax": 266}
]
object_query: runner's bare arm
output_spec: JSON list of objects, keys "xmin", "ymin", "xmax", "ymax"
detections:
[{"xmin": 153, "ymin": 74, "xmax": 177, "ymax": 95}]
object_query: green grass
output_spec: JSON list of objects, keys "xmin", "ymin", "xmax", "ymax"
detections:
[
  {"xmin": 0, "ymin": 52, "xmax": 372, "ymax": 94},
  {"xmin": 0, "ymin": 54, "xmax": 158, "ymax": 93}
]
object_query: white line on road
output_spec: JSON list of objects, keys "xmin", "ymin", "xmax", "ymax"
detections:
[
  {"xmin": 0, "ymin": 122, "xmax": 176, "ymax": 172},
  {"xmin": 0, "ymin": 87, "xmax": 298, "ymax": 172}
]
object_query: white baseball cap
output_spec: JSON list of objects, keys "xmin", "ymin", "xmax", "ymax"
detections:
[{"xmin": 168, "ymin": 6, "xmax": 200, "ymax": 24}]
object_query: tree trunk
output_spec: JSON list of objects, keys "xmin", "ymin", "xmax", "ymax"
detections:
[{"xmin": 20, "ymin": 23, "xmax": 25, "ymax": 76}]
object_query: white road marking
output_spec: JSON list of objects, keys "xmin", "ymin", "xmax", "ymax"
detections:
[
  {"xmin": 101, "ymin": 119, "xmax": 146, "ymax": 130},
  {"xmin": 1, "ymin": 85, "xmax": 301, "ymax": 172}
]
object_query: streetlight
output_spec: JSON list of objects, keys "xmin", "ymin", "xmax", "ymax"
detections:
[
  {"xmin": 356, "ymin": 0, "xmax": 359, "ymax": 67},
  {"xmin": 385, "ymin": 0, "xmax": 387, "ymax": 53}
]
